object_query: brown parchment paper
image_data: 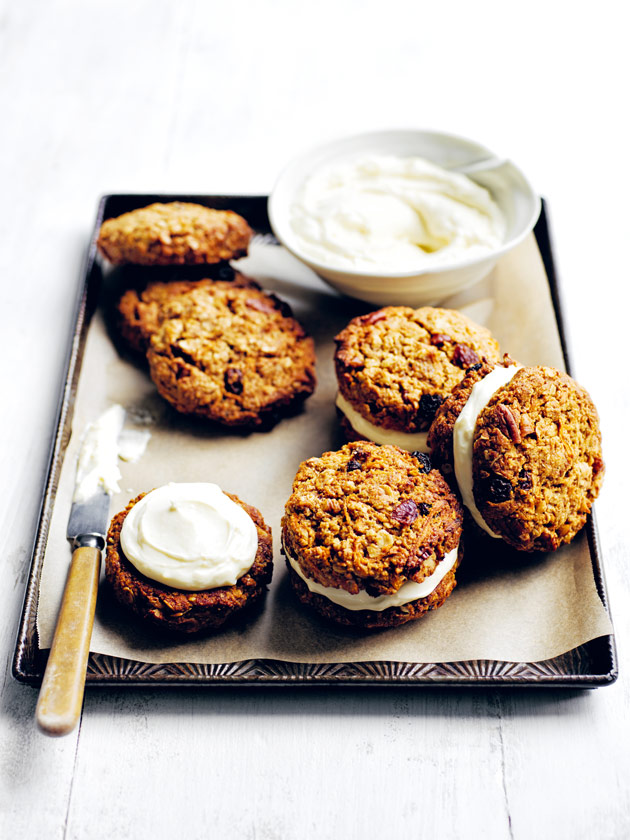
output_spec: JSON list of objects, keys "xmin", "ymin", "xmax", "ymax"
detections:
[{"xmin": 37, "ymin": 234, "xmax": 613, "ymax": 665}]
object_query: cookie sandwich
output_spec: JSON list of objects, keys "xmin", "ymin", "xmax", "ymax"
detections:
[
  {"xmin": 428, "ymin": 358, "xmax": 604, "ymax": 552},
  {"xmin": 282, "ymin": 441, "xmax": 464, "ymax": 629},
  {"xmin": 106, "ymin": 482, "xmax": 273, "ymax": 633},
  {"xmin": 334, "ymin": 306, "xmax": 500, "ymax": 452},
  {"xmin": 97, "ymin": 202, "xmax": 252, "ymax": 266},
  {"xmin": 146, "ymin": 281, "xmax": 316, "ymax": 428}
]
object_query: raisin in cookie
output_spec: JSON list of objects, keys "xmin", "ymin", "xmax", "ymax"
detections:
[
  {"xmin": 282, "ymin": 441, "xmax": 463, "ymax": 629},
  {"xmin": 427, "ymin": 360, "xmax": 604, "ymax": 552},
  {"xmin": 334, "ymin": 306, "xmax": 501, "ymax": 452},
  {"xmin": 97, "ymin": 202, "xmax": 252, "ymax": 266},
  {"xmin": 146, "ymin": 282, "xmax": 316, "ymax": 428}
]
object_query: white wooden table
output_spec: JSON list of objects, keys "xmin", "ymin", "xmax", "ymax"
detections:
[{"xmin": 1, "ymin": 2, "xmax": 628, "ymax": 837}]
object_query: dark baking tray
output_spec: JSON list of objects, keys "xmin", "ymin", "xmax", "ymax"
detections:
[{"xmin": 12, "ymin": 195, "xmax": 618, "ymax": 688}]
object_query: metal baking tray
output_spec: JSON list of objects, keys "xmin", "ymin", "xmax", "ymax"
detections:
[{"xmin": 12, "ymin": 195, "xmax": 618, "ymax": 688}]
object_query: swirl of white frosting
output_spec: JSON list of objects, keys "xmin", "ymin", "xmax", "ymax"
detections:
[
  {"xmin": 290, "ymin": 154, "xmax": 506, "ymax": 271},
  {"xmin": 120, "ymin": 483, "xmax": 258, "ymax": 591}
]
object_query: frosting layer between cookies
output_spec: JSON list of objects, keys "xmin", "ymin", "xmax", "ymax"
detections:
[
  {"xmin": 120, "ymin": 483, "xmax": 258, "ymax": 590},
  {"xmin": 453, "ymin": 365, "xmax": 520, "ymax": 536},
  {"xmin": 335, "ymin": 392, "xmax": 430, "ymax": 452},
  {"xmin": 284, "ymin": 540, "xmax": 459, "ymax": 611}
]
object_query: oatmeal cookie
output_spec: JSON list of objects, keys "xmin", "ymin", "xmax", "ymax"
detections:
[
  {"xmin": 428, "ymin": 362, "xmax": 604, "ymax": 551},
  {"xmin": 146, "ymin": 282, "xmax": 316, "ymax": 428},
  {"xmin": 97, "ymin": 202, "xmax": 252, "ymax": 266},
  {"xmin": 117, "ymin": 272, "xmax": 255, "ymax": 355},
  {"xmin": 334, "ymin": 306, "xmax": 501, "ymax": 449},
  {"xmin": 105, "ymin": 491, "xmax": 273, "ymax": 634},
  {"xmin": 282, "ymin": 441, "xmax": 463, "ymax": 629}
]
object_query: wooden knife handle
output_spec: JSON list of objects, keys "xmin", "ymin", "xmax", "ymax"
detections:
[{"xmin": 36, "ymin": 546, "xmax": 101, "ymax": 737}]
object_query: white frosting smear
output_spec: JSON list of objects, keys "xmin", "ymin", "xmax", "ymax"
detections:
[
  {"xmin": 120, "ymin": 483, "xmax": 258, "ymax": 591},
  {"xmin": 118, "ymin": 428, "xmax": 152, "ymax": 463},
  {"xmin": 285, "ymin": 542, "xmax": 459, "ymax": 611},
  {"xmin": 336, "ymin": 392, "xmax": 429, "ymax": 452},
  {"xmin": 73, "ymin": 405, "xmax": 126, "ymax": 502},
  {"xmin": 452, "ymin": 365, "xmax": 520, "ymax": 537},
  {"xmin": 290, "ymin": 154, "xmax": 506, "ymax": 272},
  {"xmin": 73, "ymin": 405, "xmax": 152, "ymax": 502}
]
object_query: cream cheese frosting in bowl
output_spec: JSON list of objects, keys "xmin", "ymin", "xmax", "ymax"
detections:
[{"xmin": 269, "ymin": 130, "xmax": 540, "ymax": 306}]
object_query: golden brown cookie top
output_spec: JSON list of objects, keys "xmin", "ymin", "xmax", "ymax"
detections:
[
  {"xmin": 97, "ymin": 202, "xmax": 252, "ymax": 265},
  {"xmin": 472, "ymin": 366, "xmax": 604, "ymax": 551},
  {"xmin": 282, "ymin": 441, "xmax": 463, "ymax": 596},
  {"xmin": 116, "ymin": 273, "xmax": 256, "ymax": 354},
  {"xmin": 146, "ymin": 282, "xmax": 316, "ymax": 428},
  {"xmin": 334, "ymin": 306, "xmax": 501, "ymax": 433}
]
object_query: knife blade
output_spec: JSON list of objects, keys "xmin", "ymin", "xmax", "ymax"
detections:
[
  {"xmin": 66, "ymin": 489, "xmax": 111, "ymax": 551},
  {"xmin": 36, "ymin": 406, "xmax": 124, "ymax": 737}
]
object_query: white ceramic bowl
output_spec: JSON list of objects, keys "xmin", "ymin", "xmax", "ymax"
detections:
[{"xmin": 268, "ymin": 130, "xmax": 541, "ymax": 306}]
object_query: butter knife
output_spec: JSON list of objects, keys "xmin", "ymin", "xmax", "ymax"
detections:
[{"xmin": 36, "ymin": 407, "xmax": 123, "ymax": 736}]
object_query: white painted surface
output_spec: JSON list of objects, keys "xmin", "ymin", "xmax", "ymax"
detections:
[{"xmin": 1, "ymin": 1, "xmax": 628, "ymax": 837}]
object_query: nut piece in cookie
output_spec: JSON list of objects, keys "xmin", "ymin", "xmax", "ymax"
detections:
[
  {"xmin": 146, "ymin": 282, "xmax": 316, "ymax": 429},
  {"xmin": 282, "ymin": 442, "xmax": 464, "ymax": 629},
  {"xmin": 334, "ymin": 306, "xmax": 500, "ymax": 452},
  {"xmin": 105, "ymin": 483, "xmax": 273, "ymax": 634},
  {"xmin": 97, "ymin": 202, "xmax": 253, "ymax": 266},
  {"xmin": 428, "ymin": 359, "xmax": 604, "ymax": 552}
]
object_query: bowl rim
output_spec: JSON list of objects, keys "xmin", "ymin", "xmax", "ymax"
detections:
[{"xmin": 268, "ymin": 128, "xmax": 541, "ymax": 281}]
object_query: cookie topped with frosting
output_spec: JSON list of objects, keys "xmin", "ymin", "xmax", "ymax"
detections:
[
  {"xmin": 427, "ymin": 358, "xmax": 604, "ymax": 552},
  {"xmin": 334, "ymin": 306, "xmax": 501, "ymax": 452},
  {"xmin": 105, "ymin": 484, "xmax": 273, "ymax": 634}
]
